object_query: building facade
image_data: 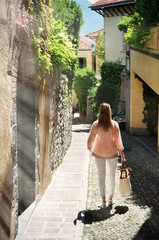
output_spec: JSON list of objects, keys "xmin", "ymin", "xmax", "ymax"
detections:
[
  {"xmin": 89, "ymin": 0, "xmax": 135, "ymax": 113},
  {"xmin": 73, "ymin": 30, "xmax": 103, "ymax": 109},
  {"xmin": 130, "ymin": 26, "xmax": 159, "ymax": 154},
  {"xmin": 90, "ymin": 0, "xmax": 159, "ymax": 156}
]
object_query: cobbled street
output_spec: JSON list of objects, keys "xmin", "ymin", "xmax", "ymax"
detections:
[
  {"xmin": 16, "ymin": 122, "xmax": 159, "ymax": 240},
  {"xmin": 82, "ymin": 130, "xmax": 159, "ymax": 240}
]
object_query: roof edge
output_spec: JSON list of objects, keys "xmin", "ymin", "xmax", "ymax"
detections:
[{"xmin": 89, "ymin": 0, "xmax": 135, "ymax": 10}]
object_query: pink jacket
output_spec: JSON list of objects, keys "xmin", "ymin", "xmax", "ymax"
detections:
[{"xmin": 87, "ymin": 120, "xmax": 124, "ymax": 159}]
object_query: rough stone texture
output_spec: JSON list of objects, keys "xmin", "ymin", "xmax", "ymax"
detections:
[
  {"xmin": 83, "ymin": 130, "xmax": 159, "ymax": 240},
  {"xmin": 11, "ymin": 99, "xmax": 18, "ymax": 238},
  {"xmin": 0, "ymin": 2, "xmax": 15, "ymax": 238},
  {"xmin": 49, "ymin": 68, "xmax": 72, "ymax": 172},
  {"xmin": 35, "ymin": 101, "xmax": 40, "ymax": 199}
]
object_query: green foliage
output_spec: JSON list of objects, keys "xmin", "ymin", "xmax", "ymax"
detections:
[
  {"xmin": 89, "ymin": 61, "xmax": 123, "ymax": 117},
  {"xmin": 117, "ymin": 13, "xmax": 150, "ymax": 49},
  {"xmin": 135, "ymin": 0, "xmax": 159, "ymax": 25},
  {"xmin": 117, "ymin": 13, "xmax": 141, "ymax": 32},
  {"xmin": 73, "ymin": 68, "xmax": 97, "ymax": 116},
  {"xmin": 31, "ymin": 6, "xmax": 76, "ymax": 87},
  {"xmin": 100, "ymin": 61, "xmax": 123, "ymax": 87},
  {"xmin": 26, "ymin": 0, "xmax": 82, "ymax": 88},
  {"xmin": 94, "ymin": 32, "xmax": 104, "ymax": 64},
  {"xmin": 124, "ymin": 25, "xmax": 150, "ymax": 49},
  {"xmin": 48, "ymin": 19, "xmax": 76, "ymax": 70},
  {"xmin": 51, "ymin": 0, "xmax": 84, "ymax": 85},
  {"xmin": 52, "ymin": 0, "xmax": 84, "ymax": 49},
  {"xmin": 117, "ymin": 0, "xmax": 159, "ymax": 49}
]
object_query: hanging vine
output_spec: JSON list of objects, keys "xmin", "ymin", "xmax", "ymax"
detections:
[
  {"xmin": 28, "ymin": 1, "xmax": 77, "ymax": 87},
  {"xmin": 10, "ymin": 0, "xmax": 82, "ymax": 89}
]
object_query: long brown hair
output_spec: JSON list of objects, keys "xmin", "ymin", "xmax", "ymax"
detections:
[{"xmin": 97, "ymin": 103, "xmax": 112, "ymax": 131}]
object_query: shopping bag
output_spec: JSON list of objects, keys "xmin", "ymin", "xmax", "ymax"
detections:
[{"xmin": 119, "ymin": 161, "xmax": 132, "ymax": 196}]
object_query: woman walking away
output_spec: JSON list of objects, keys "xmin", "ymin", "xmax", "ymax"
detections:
[{"xmin": 87, "ymin": 103, "xmax": 125, "ymax": 208}]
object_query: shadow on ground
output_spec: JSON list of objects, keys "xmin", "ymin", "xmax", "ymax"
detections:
[
  {"xmin": 74, "ymin": 205, "xmax": 129, "ymax": 225},
  {"xmin": 121, "ymin": 131, "xmax": 159, "ymax": 240}
]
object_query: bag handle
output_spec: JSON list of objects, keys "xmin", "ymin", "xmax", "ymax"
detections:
[{"xmin": 120, "ymin": 160, "xmax": 132, "ymax": 179}]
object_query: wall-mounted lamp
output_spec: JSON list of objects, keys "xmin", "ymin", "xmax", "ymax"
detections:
[{"xmin": 91, "ymin": 43, "xmax": 96, "ymax": 52}]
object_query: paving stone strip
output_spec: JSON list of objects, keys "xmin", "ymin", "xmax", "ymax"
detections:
[
  {"xmin": 82, "ymin": 131, "xmax": 159, "ymax": 240},
  {"xmin": 16, "ymin": 123, "xmax": 91, "ymax": 240}
]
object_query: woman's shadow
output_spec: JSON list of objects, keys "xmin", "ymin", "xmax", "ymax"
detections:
[{"xmin": 74, "ymin": 205, "xmax": 129, "ymax": 225}]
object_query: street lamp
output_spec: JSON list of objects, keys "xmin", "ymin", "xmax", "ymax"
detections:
[{"xmin": 91, "ymin": 43, "xmax": 96, "ymax": 52}]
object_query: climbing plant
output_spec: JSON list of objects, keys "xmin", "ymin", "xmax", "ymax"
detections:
[
  {"xmin": 117, "ymin": 13, "xmax": 150, "ymax": 49},
  {"xmin": 117, "ymin": 0, "xmax": 159, "ymax": 49},
  {"xmin": 94, "ymin": 32, "xmax": 105, "ymax": 65},
  {"xmin": 18, "ymin": 0, "xmax": 82, "ymax": 89}
]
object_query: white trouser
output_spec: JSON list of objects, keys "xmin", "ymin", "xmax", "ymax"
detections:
[{"xmin": 95, "ymin": 157, "xmax": 118, "ymax": 197}]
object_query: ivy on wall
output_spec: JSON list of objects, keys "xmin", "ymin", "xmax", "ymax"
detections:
[
  {"xmin": 117, "ymin": 0, "xmax": 159, "ymax": 49},
  {"xmin": 20, "ymin": 0, "xmax": 83, "ymax": 89},
  {"xmin": 94, "ymin": 32, "xmax": 105, "ymax": 65},
  {"xmin": 117, "ymin": 13, "xmax": 150, "ymax": 49}
]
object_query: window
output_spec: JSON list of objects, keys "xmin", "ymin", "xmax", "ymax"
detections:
[{"xmin": 78, "ymin": 58, "xmax": 87, "ymax": 68}]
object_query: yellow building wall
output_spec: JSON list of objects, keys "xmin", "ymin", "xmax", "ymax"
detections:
[
  {"xmin": 104, "ymin": 16, "xmax": 126, "ymax": 64},
  {"xmin": 78, "ymin": 50, "xmax": 98, "ymax": 73},
  {"xmin": 74, "ymin": 50, "xmax": 101, "ymax": 108},
  {"xmin": 72, "ymin": 90, "xmax": 78, "ymax": 108},
  {"xmin": 130, "ymin": 49, "xmax": 159, "ymax": 149},
  {"xmin": 130, "ymin": 71, "xmax": 146, "ymax": 130},
  {"xmin": 131, "ymin": 50, "xmax": 159, "ymax": 95}
]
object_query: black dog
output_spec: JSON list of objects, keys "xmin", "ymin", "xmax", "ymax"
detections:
[{"xmin": 74, "ymin": 205, "xmax": 129, "ymax": 225}]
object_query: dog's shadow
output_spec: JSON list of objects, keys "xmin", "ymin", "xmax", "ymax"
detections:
[{"xmin": 74, "ymin": 205, "xmax": 129, "ymax": 225}]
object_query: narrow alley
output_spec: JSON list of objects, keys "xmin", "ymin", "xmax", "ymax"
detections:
[{"xmin": 16, "ymin": 118, "xmax": 159, "ymax": 240}]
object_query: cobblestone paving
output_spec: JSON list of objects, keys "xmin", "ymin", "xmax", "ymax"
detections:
[{"xmin": 82, "ymin": 131, "xmax": 159, "ymax": 240}]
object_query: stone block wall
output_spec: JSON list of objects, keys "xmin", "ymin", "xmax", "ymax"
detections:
[{"xmin": 49, "ymin": 68, "xmax": 72, "ymax": 172}]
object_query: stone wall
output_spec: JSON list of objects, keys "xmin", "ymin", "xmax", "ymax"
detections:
[
  {"xmin": 49, "ymin": 68, "xmax": 72, "ymax": 172},
  {"xmin": 0, "ymin": 1, "xmax": 73, "ymax": 239},
  {"xmin": 0, "ymin": 1, "xmax": 21, "ymax": 239}
]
